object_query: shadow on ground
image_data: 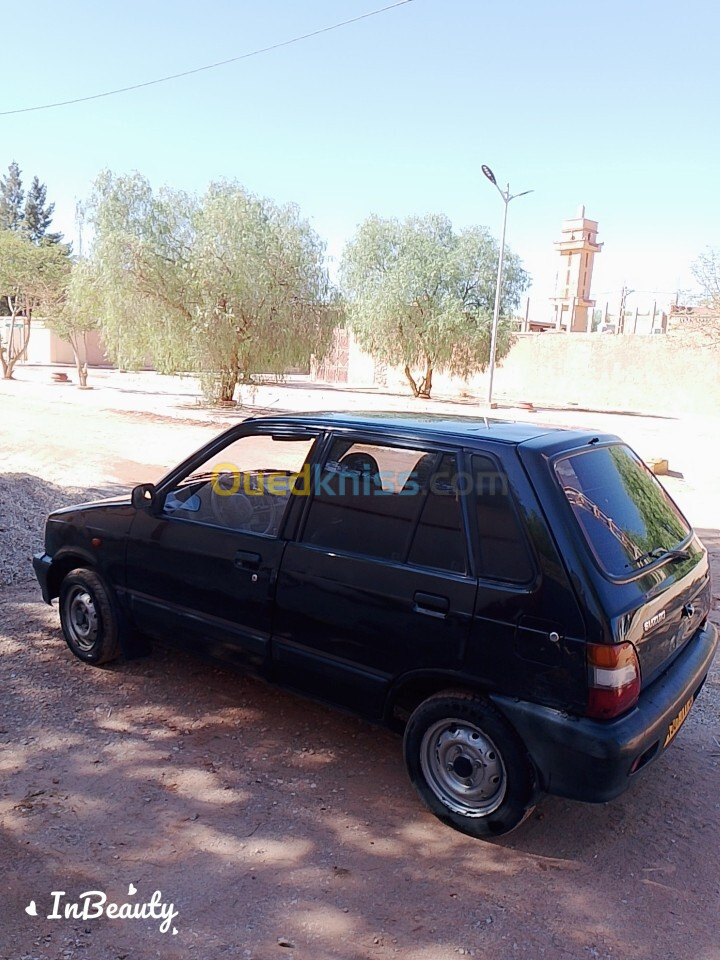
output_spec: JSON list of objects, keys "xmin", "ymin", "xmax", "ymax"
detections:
[{"xmin": 1, "ymin": 575, "xmax": 719, "ymax": 960}]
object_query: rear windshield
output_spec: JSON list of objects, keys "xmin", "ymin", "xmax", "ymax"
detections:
[{"xmin": 554, "ymin": 444, "xmax": 691, "ymax": 578}]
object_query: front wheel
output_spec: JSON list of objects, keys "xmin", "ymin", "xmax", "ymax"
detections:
[
  {"xmin": 403, "ymin": 691, "xmax": 537, "ymax": 838},
  {"xmin": 59, "ymin": 568, "xmax": 121, "ymax": 665}
]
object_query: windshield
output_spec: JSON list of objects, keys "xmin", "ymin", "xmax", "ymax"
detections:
[{"xmin": 554, "ymin": 444, "xmax": 691, "ymax": 578}]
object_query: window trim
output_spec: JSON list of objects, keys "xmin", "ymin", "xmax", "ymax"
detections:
[
  {"xmin": 155, "ymin": 422, "xmax": 322, "ymax": 493},
  {"xmin": 405, "ymin": 451, "xmax": 470, "ymax": 575},
  {"xmin": 465, "ymin": 448, "xmax": 538, "ymax": 587}
]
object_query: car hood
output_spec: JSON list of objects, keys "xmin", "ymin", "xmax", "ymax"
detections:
[{"xmin": 48, "ymin": 493, "xmax": 132, "ymax": 519}]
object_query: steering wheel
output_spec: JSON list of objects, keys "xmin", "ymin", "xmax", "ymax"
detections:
[{"xmin": 210, "ymin": 471, "xmax": 278, "ymax": 534}]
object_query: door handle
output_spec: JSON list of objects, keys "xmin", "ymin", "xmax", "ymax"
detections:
[
  {"xmin": 234, "ymin": 550, "xmax": 261, "ymax": 571},
  {"xmin": 413, "ymin": 591, "xmax": 449, "ymax": 618}
]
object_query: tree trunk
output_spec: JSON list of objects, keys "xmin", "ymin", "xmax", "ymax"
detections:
[
  {"xmin": 71, "ymin": 332, "xmax": 89, "ymax": 388},
  {"xmin": 75, "ymin": 331, "xmax": 87, "ymax": 387},
  {"xmin": 21, "ymin": 316, "xmax": 30, "ymax": 362},
  {"xmin": 417, "ymin": 356, "xmax": 433, "ymax": 398},
  {"xmin": 68, "ymin": 333, "xmax": 80, "ymax": 385},
  {"xmin": 237, "ymin": 354, "xmax": 253, "ymax": 384},
  {"xmin": 218, "ymin": 365, "xmax": 238, "ymax": 403},
  {"xmin": 2, "ymin": 298, "xmax": 32, "ymax": 379},
  {"xmin": 403, "ymin": 364, "xmax": 420, "ymax": 397},
  {"xmin": 403, "ymin": 357, "xmax": 433, "ymax": 398},
  {"xmin": 4, "ymin": 302, "xmax": 17, "ymax": 379},
  {"xmin": 75, "ymin": 355, "xmax": 88, "ymax": 387}
]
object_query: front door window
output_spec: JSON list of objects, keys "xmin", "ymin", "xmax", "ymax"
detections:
[{"xmin": 162, "ymin": 433, "xmax": 315, "ymax": 537}]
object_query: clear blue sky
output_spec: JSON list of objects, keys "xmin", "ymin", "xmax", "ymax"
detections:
[{"xmin": 3, "ymin": 0, "xmax": 719, "ymax": 317}]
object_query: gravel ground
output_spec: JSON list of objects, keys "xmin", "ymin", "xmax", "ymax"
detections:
[
  {"xmin": 1, "ymin": 368, "xmax": 719, "ymax": 960},
  {"xmin": 0, "ymin": 475, "xmax": 120, "ymax": 586}
]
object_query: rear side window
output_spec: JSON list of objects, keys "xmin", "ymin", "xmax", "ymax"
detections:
[
  {"xmin": 554, "ymin": 444, "xmax": 690, "ymax": 578},
  {"xmin": 472, "ymin": 455, "xmax": 533, "ymax": 583},
  {"xmin": 301, "ymin": 440, "xmax": 428, "ymax": 562},
  {"xmin": 407, "ymin": 454, "xmax": 467, "ymax": 574},
  {"xmin": 301, "ymin": 442, "xmax": 468, "ymax": 572}
]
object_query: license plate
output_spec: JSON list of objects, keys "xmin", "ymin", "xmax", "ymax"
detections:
[{"xmin": 663, "ymin": 695, "xmax": 694, "ymax": 748}]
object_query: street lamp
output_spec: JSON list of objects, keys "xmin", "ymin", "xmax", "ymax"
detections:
[{"xmin": 482, "ymin": 165, "xmax": 533, "ymax": 407}]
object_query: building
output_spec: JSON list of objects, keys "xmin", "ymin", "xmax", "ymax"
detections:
[
  {"xmin": 0, "ymin": 318, "xmax": 108, "ymax": 366},
  {"xmin": 667, "ymin": 303, "xmax": 720, "ymax": 331},
  {"xmin": 550, "ymin": 206, "xmax": 602, "ymax": 332}
]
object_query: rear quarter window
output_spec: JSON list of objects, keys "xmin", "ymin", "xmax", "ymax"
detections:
[
  {"xmin": 472, "ymin": 455, "xmax": 534, "ymax": 583},
  {"xmin": 554, "ymin": 444, "xmax": 690, "ymax": 578}
]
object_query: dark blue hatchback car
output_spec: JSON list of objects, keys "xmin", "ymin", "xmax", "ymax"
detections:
[{"xmin": 34, "ymin": 413, "xmax": 718, "ymax": 837}]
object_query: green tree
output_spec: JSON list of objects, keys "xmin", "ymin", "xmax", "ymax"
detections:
[
  {"xmin": 46, "ymin": 260, "xmax": 99, "ymax": 387},
  {"xmin": 0, "ymin": 231, "xmax": 71, "ymax": 379},
  {"xmin": 0, "ymin": 162, "xmax": 63, "ymax": 243},
  {"xmin": 0, "ymin": 162, "xmax": 24, "ymax": 232},
  {"xmin": 691, "ymin": 248, "xmax": 720, "ymax": 345},
  {"xmin": 86, "ymin": 172, "xmax": 338, "ymax": 401},
  {"xmin": 339, "ymin": 214, "xmax": 529, "ymax": 398},
  {"xmin": 24, "ymin": 176, "xmax": 62, "ymax": 244},
  {"xmin": 609, "ymin": 446, "xmax": 688, "ymax": 556}
]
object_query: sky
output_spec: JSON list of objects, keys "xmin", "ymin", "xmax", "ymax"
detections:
[{"xmin": 2, "ymin": 0, "xmax": 719, "ymax": 319}]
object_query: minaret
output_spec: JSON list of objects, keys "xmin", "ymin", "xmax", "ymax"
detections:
[{"xmin": 550, "ymin": 206, "xmax": 602, "ymax": 332}]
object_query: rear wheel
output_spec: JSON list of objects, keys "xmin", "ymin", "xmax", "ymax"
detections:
[
  {"xmin": 403, "ymin": 691, "xmax": 537, "ymax": 838},
  {"xmin": 59, "ymin": 568, "xmax": 121, "ymax": 665}
]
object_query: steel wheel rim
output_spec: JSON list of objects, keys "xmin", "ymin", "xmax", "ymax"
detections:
[
  {"xmin": 420, "ymin": 718, "xmax": 507, "ymax": 817},
  {"xmin": 64, "ymin": 587, "xmax": 99, "ymax": 651}
]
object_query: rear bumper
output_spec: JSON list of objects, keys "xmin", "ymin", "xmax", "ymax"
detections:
[
  {"xmin": 33, "ymin": 553, "xmax": 53, "ymax": 604},
  {"xmin": 491, "ymin": 620, "xmax": 718, "ymax": 803}
]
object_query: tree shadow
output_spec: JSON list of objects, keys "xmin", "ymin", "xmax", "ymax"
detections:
[
  {"xmin": 538, "ymin": 404, "xmax": 677, "ymax": 420},
  {"xmin": 1, "ymin": 581, "xmax": 718, "ymax": 960},
  {"xmin": 501, "ymin": 402, "xmax": 678, "ymax": 420},
  {"xmin": 254, "ymin": 378, "xmax": 415, "ymax": 401}
]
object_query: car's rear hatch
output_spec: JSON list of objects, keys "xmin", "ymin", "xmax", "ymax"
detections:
[
  {"xmin": 552, "ymin": 442, "xmax": 711, "ymax": 686},
  {"xmin": 618, "ymin": 546, "xmax": 711, "ymax": 684}
]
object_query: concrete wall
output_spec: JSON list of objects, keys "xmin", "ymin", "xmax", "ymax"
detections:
[
  {"xmin": 491, "ymin": 332, "xmax": 720, "ymax": 416},
  {"xmin": 346, "ymin": 334, "xmax": 378, "ymax": 386},
  {"xmin": 336, "ymin": 329, "xmax": 720, "ymax": 417},
  {"xmin": 17, "ymin": 321, "xmax": 109, "ymax": 367},
  {"xmin": 49, "ymin": 328, "xmax": 108, "ymax": 366}
]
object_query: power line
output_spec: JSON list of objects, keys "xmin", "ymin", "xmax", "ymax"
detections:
[{"xmin": 0, "ymin": 0, "xmax": 414, "ymax": 117}]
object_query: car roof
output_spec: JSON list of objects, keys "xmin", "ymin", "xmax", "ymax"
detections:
[{"xmin": 244, "ymin": 410, "xmax": 615, "ymax": 448}]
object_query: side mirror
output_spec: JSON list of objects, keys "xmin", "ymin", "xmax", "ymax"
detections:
[{"xmin": 131, "ymin": 482, "xmax": 158, "ymax": 510}]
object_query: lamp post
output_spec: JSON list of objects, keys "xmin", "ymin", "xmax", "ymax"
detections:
[{"xmin": 482, "ymin": 164, "xmax": 532, "ymax": 407}]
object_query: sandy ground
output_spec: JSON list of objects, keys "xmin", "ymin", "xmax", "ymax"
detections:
[
  {"xmin": 3, "ymin": 364, "xmax": 719, "ymax": 525},
  {"xmin": 1, "ymin": 365, "xmax": 719, "ymax": 960}
]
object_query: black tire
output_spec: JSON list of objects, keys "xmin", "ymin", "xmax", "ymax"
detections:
[
  {"xmin": 403, "ymin": 690, "xmax": 537, "ymax": 839},
  {"xmin": 59, "ymin": 567, "xmax": 121, "ymax": 666}
]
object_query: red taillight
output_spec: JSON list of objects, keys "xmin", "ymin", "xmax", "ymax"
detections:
[{"xmin": 587, "ymin": 642, "xmax": 641, "ymax": 719}]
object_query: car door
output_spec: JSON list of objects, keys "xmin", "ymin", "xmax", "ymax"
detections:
[
  {"xmin": 125, "ymin": 426, "xmax": 319, "ymax": 670},
  {"xmin": 464, "ymin": 449, "xmax": 587, "ymax": 712},
  {"xmin": 272, "ymin": 435, "xmax": 478, "ymax": 718}
]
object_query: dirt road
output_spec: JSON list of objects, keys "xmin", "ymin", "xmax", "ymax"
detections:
[{"xmin": 1, "ymin": 369, "xmax": 719, "ymax": 960}]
